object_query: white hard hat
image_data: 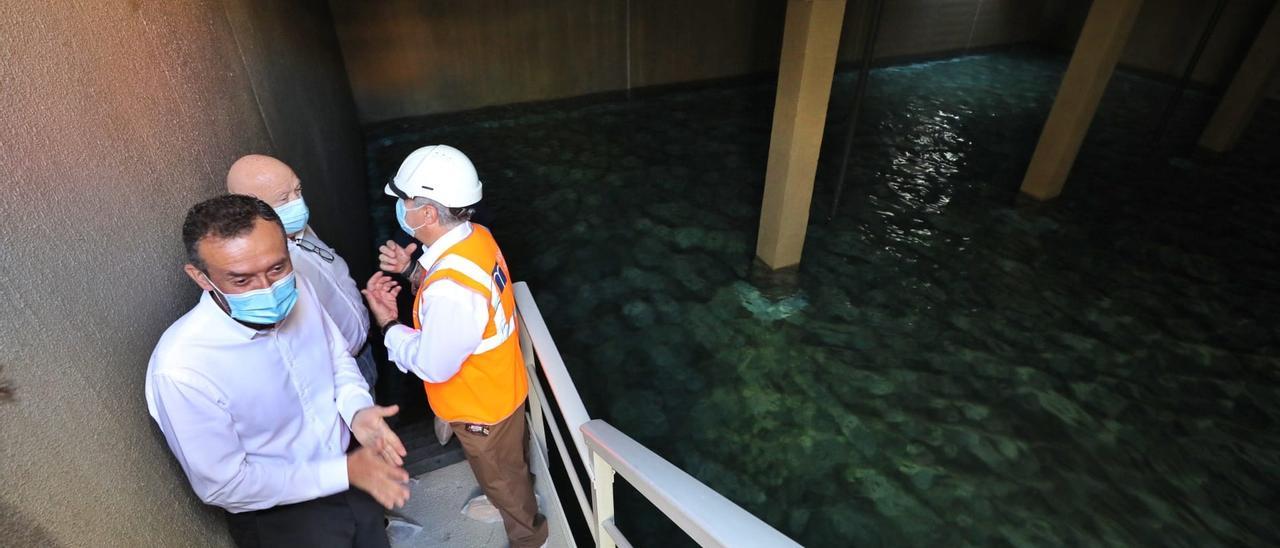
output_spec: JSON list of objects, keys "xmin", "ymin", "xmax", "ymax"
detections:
[{"xmin": 384, "ymin": 145, "xmax": 483, "ymax": 207}]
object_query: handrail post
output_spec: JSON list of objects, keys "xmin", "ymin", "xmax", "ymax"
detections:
[{"xmin": 592, "ymin": 451, "xmax": 618, "ymax": 548}]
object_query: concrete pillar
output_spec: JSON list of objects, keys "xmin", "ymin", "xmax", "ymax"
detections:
[
  {"xmin": 1018, "ymin": 0, "xmax": 1143, "ymax": 202},
  {"xmin": 756, "ymin": 0, "xmax": 847, "ymax": 270},
  {"xmin": 1198, "ymin": 3, "xmax": 1280, "ymax": 153}
]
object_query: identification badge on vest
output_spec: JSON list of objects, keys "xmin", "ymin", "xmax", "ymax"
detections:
[
  {"xmin": 465, "ymin": 423, "xmax": 491, "ymax": 437},
  {"xmin": 492, "ymin": 264, "xmax": 507, "ymax": 293}
]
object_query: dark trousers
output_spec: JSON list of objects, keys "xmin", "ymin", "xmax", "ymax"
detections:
[
  {"xmin": 224, "ymin": 488, "xmax": 389, "ymax": 548},
  {"xmin": 452, "ymin": 408, "xmax": 549, "ymax": 548}
]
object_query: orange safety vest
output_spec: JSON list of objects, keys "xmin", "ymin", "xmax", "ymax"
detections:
[{"xmin": 412, "ymin": 224, "xmax": 527, "ymax": 424}]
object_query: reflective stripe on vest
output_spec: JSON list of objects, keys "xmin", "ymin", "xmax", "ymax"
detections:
[
  {"xmin": 412, "ymin": 225, "xmax": 527, "ymax": 424},
  {"xmin": 427, "ymin": 254, "xmax": 514, "ymax": 354}
]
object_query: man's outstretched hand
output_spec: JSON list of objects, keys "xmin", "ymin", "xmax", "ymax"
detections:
[
  {"xmin": 351, "ymin": 404, "xmax": 407, "ymax": 465},
  {"xmin": 347, "ymin": 438, "xmax": 410, "ymax": 509}
]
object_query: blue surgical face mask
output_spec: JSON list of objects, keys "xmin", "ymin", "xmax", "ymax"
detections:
[
  {"xmin": 396, "ymin": 200, "xmax": 426, "ymax": 238},
  {"xmin": 275, "ymin": 197, "xmax": 309, "ymax": 235},
  {"xmin": 204, "ymin": 272, "xmax": 299, "ymax": 325}
]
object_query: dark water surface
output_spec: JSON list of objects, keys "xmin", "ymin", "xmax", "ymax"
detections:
[{"xmin": 366, "ymin": 51, "xmax": 1280, "ymax": 547}]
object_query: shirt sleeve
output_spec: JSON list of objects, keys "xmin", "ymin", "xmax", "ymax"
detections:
[
  {"xmin": 320, "ymin": 304, "xmax": 374, "ymax": 427},
  {"xmin": 383, "ymin": 280, "xmax": 487, "ymax": 384},
  {"xmin": 149, "ymin": 371, "xmax": 349, "ymax": 513}
]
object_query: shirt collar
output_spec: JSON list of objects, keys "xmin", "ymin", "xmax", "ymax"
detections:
[
  {"xmin": 290, "ymin": 225, "xmax": 315, "ymax": 242},
  {"xmin": 417, "ymin": 222, "xmax": 473, "ymax": 270},
  {"xmin": 196, "ymin": 290, "xmax": 271, "ymax": 340}
]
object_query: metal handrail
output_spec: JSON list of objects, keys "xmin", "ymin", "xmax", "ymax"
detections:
[
  {"xmin": 514, "ymin": 282, "xmax": 597, "ymax": 541},
  {"xmin": 583, "ymin": 420, "xmax": 803, "ymax": 548},
  {"xmin": 513, "ymin": 283, "xmax": 593, "ymax": 469},
  {"xmin": 601, "ymin": 519, "xmax": 635, "ymax": 548},
  {"xmin": 512, "ymin": 282, "xmax": 801, "ymax": 548}
]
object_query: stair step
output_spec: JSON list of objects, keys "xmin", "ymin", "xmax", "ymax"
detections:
[{"xmin": 395, "ymin": 421, "xmax": 467, "ymax": 476}]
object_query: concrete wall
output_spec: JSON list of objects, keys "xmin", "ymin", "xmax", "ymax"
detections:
[
  {"xmin": 329, "ymin": 0, "xmax": 628, "ymax": 125},
  {"xmin": 846, "ymin": 0, "xmax": 1043, "ymax": 60},
  {"xmin": 330, "ymin": 0, "xmax": 1047, "ymax": 122},
  {"xmin": 1040, "ymin": 0, "xmax": 1280, "ymax": 97},
  {"xmin": 0, "ymin": 1, "xmax": 367, "ymax": 545}
]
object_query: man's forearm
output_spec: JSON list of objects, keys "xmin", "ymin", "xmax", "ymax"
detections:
[{"xmin": 205, "ymin": 455, "xmax": 350, "ymax": 513}]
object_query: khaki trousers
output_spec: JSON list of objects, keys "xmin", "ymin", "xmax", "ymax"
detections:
[{"xmin": 451, "ymin": 406, "xmax": 549, "ymax": 548}]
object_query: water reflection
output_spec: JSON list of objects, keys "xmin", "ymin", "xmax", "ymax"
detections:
[{"xmin": 367, "ymin": 51, "xmax": 1280, "ymax": 547}]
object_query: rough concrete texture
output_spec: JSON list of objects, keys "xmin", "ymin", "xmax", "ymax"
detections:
[
  {"xmin": 0, "ymin": 1, "xmax": 367, "ymax": 545},
  {"xmin": 329, "ymin": 0, "xmax": 1046, "ymax": 121}
]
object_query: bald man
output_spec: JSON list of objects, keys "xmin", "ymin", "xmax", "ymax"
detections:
[{"xmin": 228, "ymin": 155, "xmax": 378, "ymax": 392}]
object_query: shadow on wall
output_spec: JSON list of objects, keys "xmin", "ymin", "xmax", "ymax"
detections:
[
  {"xmin": 0, "ymin": 366, "xmax": 11, "ymax": 402},
  {"xmin": 1, "ymin": 366, "xmax": 59, "ymax": 546},
  {"xmin": 0, "ymin": 501, "xmax": 58, "ymax": 547}
]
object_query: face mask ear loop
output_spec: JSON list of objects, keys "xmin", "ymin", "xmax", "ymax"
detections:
[
  {"xmin": 408, "ymin": 212, "xmax": 428, "ymax": 234},
  {"xmin": 401, "ymin": 199, "xmax": 429, "ymax": 235},
  {"xmin": 201, "ymin": 272, "xmax": 232, "ymax": 312}
]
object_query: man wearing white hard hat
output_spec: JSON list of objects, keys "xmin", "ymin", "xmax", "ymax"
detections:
[{"xmin": 363, "ymin": 145, "xmax": 548, "ymax": 547}]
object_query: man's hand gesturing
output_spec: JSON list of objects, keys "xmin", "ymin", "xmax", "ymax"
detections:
[
  {"xmin": 361, "ymin": 272, "xmax": 401, "ymax": 328},
  {"xmin": 378, "ymin": 240, "xmax": 418, "ymax": 276},
  {"xmin": 347, "ymin": 439, "xmax": 411, "ymax": 509},
  {"xmin": 352, "ymin": 405, "xmax": 407, "ymax": 465}
]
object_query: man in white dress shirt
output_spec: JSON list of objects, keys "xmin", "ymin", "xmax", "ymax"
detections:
[
  {"xmin": 227, "ymin": 154, "xmax": 379, "ymax": 394},
  {"xmin": 146, "ymin": 195, "xmax": 409, "ymax": 547}
]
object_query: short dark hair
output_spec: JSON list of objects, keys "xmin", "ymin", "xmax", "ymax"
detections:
[{"xmin": 182, "ymin": 194, "xmax": 284, "ymax": 270}]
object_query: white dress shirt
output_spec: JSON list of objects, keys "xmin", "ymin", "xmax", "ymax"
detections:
[
  {"xmin": 145, "ymin": 277, "xmax": 374, "ymax": 513},
  {"xmin": 384, "ymin": 222, "xmax": 489, "ymax": 383},
  {"xmin": 289, "ymin": 226, "xmax": 370, "ymax": 356}
]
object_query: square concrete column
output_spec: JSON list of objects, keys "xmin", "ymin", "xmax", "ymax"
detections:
[
  {"xmin": 1198, "ymin": 2, "xmax": 1280, "ymax": 153},
  {"xmin": 1018, "ymin": 0, "xmax": 1144, "ymax": 202},
  {"xmin": 756, "ymin": 0, "xmax": 847, "ymax": 271}
]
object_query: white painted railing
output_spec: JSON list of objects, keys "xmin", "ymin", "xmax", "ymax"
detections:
[{"xmin": 513, "ymin": 282, "xmax": 803, "ymax": 548}]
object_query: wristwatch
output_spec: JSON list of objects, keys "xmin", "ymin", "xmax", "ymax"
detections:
[{"xmin": 380, "ymin": 318, "xmax": 401, "ymax": 331}]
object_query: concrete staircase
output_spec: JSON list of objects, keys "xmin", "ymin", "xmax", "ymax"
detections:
[{"xmin": 394, "ymin": 418, "xmax": 467, "ymax": 477}]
